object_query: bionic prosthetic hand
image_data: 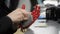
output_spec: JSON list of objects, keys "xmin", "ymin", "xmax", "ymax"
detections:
[{"xmin": 19, "ymin": 4, "xmax": 40, "ymax": 32}]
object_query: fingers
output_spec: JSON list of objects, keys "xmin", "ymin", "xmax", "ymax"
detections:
[
  {"xmin": 19, "ymin": 9, "xmax": 31, "ymax": 20},
  {"xmin": 20, "ymin": 9, "xmax": 31, "ymax": 14},
  {"xmin": 15, "ymin": 8, "xmax": 31, "ymax": 21}
]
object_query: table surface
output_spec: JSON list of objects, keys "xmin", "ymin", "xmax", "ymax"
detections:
[{"xmin": 14, "ymin": 19, "xmax": 60, "ymax": 34}]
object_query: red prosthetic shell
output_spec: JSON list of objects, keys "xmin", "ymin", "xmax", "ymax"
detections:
[
  {"xmin": 21, "ymin": 4, "xmax": 25, "ymax": 9},
  {"xmin": 31, "ymin": 5, "xmax": 40, "ymax": 22}
]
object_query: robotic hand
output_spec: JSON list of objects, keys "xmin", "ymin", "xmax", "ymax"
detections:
[{"xmin": 19, "ymin": 4, "xmax": 40, "ymax": 32}]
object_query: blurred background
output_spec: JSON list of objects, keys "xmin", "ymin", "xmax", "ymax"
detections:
[{"xmin": 5, "ymin": 0, "xmax": 60, "ymax": 34}]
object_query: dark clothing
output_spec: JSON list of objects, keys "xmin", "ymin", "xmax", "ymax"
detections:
[{"xmin": 0, "ymin": 0, "xmax": 18, "ymax": 34}]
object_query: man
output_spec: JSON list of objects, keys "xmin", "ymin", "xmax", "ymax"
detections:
[{"xmin": 0, "ymin": 0, "xmax": 31, "ymax": 34}]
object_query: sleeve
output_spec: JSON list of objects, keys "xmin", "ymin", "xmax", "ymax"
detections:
[
  {"xmin": 0, "ymin": 16, "xmax": 17, "ymax": 33},
  {"xmin": 0, "ymin": 0, "xmax": 17, "ymax": 34}
]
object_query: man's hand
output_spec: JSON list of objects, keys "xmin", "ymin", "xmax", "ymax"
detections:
[{"xmin": 7, "ymin": 8, "xmax": 31, "ymax": 24}]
